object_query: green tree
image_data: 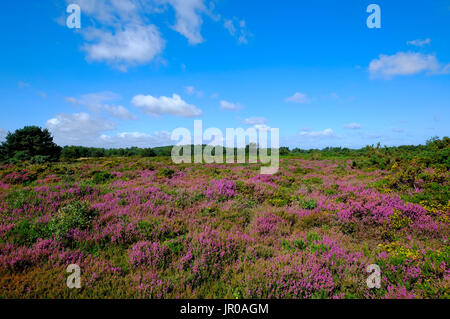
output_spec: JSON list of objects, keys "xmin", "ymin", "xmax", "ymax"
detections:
[{"xmin": 0, "ymin": 126, "xmax": 61, "ymax": 163}]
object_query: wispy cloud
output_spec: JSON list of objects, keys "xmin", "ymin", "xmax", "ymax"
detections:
[
  {"xmin": 369, "ymin": 52, "xmax": 450, "ymax": 78},
  {"xmin": 65, "ymin": 92, "xmax": 136, "ymax": 120},
  {"xmin": 285, "ymin": 92, "xmax": 310, "ymax": 104},
  {"xmin": 244, "ymin": 117, "xmax": 268, "ymax": 125},
  {"xmin": 343, "ymin": 123, "xmax": 362, "ymax": 130},
  {"xmin": 300, "ymin": 128, "xmax": 337, "ymax": 139},
  {"xmin": 220, "ymin": 100, "xmax": 242, "ymax": 111},
  {"xmin": 17, "ymin": 81, "xmax": 47, "ymax": 99},
  {"xmin": 223, "ymin": 18, "xmax": 252, "ymax": 44},
  {"xmin": 184, "ymin": 86, "xmax": 204, "ymax": 98},
  {"xmin": 407, "ymin": 38, "xmax": 431, "ymax": 47},
  {"xmin": 18, "ymin": 81, "xmax": 31, "ymax": 88}
]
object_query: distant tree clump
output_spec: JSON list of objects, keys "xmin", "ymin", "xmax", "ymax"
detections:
[{"xmin": 0, "ymin": 126, "xmax": 61, "ymax": 163}]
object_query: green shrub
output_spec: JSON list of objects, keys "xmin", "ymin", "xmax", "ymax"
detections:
[
  {"xmin": 92, "ymin": 171, "xmax": 112, "ymax": 184},
  {"xmin": 8, "ymin": 219, "xmax": 52, "ymax": 246},
  {"xmin": 49, "ymin": 201, "xmax": 95, "ymax": 240},
  {"xmin": 6, "ymin": 189, "xmax": 37, "ymax": 210},
  {"xmin": 158, "ymin": 168, "xmax": 175, "ymax": 179},
  {"xmin": 302, "ymin": 199, "xmax": 318, "ymax": 210}
]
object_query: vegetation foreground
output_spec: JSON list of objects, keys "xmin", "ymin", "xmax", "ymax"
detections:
[{"xmin": 0, "ymin": 146, "xmax": 449, "ymax": 299}]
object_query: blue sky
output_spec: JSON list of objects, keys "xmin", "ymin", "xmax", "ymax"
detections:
[{"xmin": 0, "ymin": 0, "xmax": 449, "ymax": 149}]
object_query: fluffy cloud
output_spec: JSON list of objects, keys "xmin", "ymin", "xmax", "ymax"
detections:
[
  {"xmin": 285, "ymin": 92, "xmax": 309, "ymax": 104},
  {"xmin": 66, "ymin": 0, "xmax": 165, "ymax": 70},
  {"xmin": 220, "ymin": 100, "xmax": 242, "ymax": 111},
  {"xmin": 82, "ymin": 24, "xmax": 165, "ymax": 71},
  {"xmin": 369, "ymin": 52, "xmax": 450, "ymax": 78},
  {"xmin": 65, "ymin": 92, "xmax": 136, "ymax": 120},
  {"xmin": 407, "ymin": 38, "xmax": 431, "ymax": 47},
  {"xmin": 244, "ymin": 117, "xmax": 268, "ymax": 125},
  {"xmin": 343, "ymin": 123, "xmax": 362, "ymax": 130},
  {"xmin": 65, "ymin": 0, "xmax": 249, "ymax": 69},
  {"xmin": 132, "ymin": 94, "xmax": 202, "ymax": 117},
  {"xmin": 46, "ymin": 112, "xmax": 116, "ymax": 146},
  {"xmin": 300, "ymin": 128, "xmax": 336, "ymax": 139},
  {"xmin": 167, "ymin": 0, "xmax": 207, "ymax": 44},
  {"xmin": 46, "ymin": 112, "xmax": 172, "ymax": 147}
]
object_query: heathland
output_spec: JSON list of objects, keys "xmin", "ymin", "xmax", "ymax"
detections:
[{"xmin": 0, "ymin": 137, "xmax": 448, "ymax": 298}]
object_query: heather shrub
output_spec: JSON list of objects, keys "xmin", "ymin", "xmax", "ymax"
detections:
[
  {"xmin": 205, "ymin": 179, "xmax": 236, "ymax": 201},
  {"xmin": 129, "ymin": 241, "xmax": 169, "ymax": 268}
]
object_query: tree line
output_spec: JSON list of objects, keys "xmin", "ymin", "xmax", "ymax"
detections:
[{"xmin": 0, "ymin": 126, "xmax": 448, "ymax": 170}]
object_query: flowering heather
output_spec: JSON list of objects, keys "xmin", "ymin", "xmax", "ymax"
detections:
[{"xmin": 0, "ymin": 156, "xmax": 448, "ymax": 298}]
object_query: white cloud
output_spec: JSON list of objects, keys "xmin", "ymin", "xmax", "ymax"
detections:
[
  {"xmin": 167, "ymin": 0, "xmax": 207, "ymax": 44},
  {"xmin": 66, "ymin": 0, "xmax": 166, "ymax": 71},
  {"xmin": 46, "ymin": 112, "xmax": 173, "ymax": 147},
  {"xmin": 82, "ymin": 24, "xmax": 165, "ymax": 71},
  {"xmin": 64, "ymin": 0, "xmax": 251, "ymax": 68},
  {"xmin": 407, "ymin": 38, "xmax": 431, "ymax": 47},
  {"xmin": 65, "ymin": 92, "xmax": 136, "ymax": 120},
  {"xmin": 46, "ymin": 112, "xmax": 116, "ymax": 146},
  {"xmin": 300, "ymin": 128, "xmax": 336, "ymax": 139},
  {"xmin": 343, "ymin": 123, "xmax": 362, "ymax": 130},
  {"xmin": 132, "ymin": 93, "xmax": 202, "ymax": 117},
  {"xmin": 220, "ymin": 100, "xmax": 242, "ymax": 111},
  {"xmin": 369, "ymin": 52, "xmax": 450, "ymax": 78},
  {"xmin": 285, "ymin": 92, "xmax": 309, "ymax": 104},
  {"xmin": 392, "ymin": 128, "xmax": 404, "ymax": 133},
  {"xmin": 244, "ymin": 117, "xmax": 268, "ymax": 125}
]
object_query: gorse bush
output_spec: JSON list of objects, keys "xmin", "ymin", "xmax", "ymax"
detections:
[
  {"xmin": 49, "ymin": 201, "xmax": 95, "ymax": 240},
  {"xmin": 92, "ymin": 171, "xmax": 113, "ymax": 184}
]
